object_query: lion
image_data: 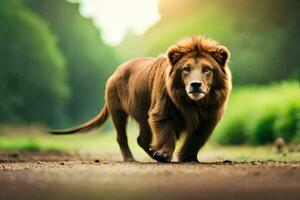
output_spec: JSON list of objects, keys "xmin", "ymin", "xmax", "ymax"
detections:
[{"xmin": 50, "ymin": 36, "xmax": 232, "ymax": 163}]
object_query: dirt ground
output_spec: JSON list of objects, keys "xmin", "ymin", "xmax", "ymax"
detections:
[{"xmin": 1, "ymin": 151, "xmax": 300, "ymax": 200}]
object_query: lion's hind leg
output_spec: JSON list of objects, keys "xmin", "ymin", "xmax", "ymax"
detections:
[{"xmin": 110, "ymin": 109, "xmax": 135, "ymax": 162}]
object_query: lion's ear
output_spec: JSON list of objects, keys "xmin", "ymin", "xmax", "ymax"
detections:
[
  {"xmin": 167, "ymin": 46, "xmax": 183, "ymax": 66},
  {"xmin": 210, "ymin": 46, "xmax": 230, "ymax": 66}
]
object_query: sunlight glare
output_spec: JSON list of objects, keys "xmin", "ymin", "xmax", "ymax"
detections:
[{"xmin": 79, "ymin": 0, "xmax": 160, "ymax": 46}]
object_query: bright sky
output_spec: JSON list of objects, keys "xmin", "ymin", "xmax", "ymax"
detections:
[{"xmin": 79, "ymin": 0, "xmax": 160, "ymax": 46}]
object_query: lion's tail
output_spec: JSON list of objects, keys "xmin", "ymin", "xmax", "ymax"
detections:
[{"xmin": 49, "ymin": 104, "xmax": 109, "ymax": 135}]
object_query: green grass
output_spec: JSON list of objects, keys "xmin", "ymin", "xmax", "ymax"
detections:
[
  {"xmin": 199, "ymin": 144, "xmax": 300, "ymax": 162},
  {"xmin": 1, "ymin": 128, "xmax": 300, "ymax": 162},
  {"xmin": 0, "ymin": 127, "xmax": 141, "ymax": 153},
  {"xmin": 0, "ymin": 132, "xmax": 114, "ymax": 152}
]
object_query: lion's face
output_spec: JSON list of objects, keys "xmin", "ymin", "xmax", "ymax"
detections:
[
  {"xmin": 180, "ymin": 55, "xmax": 214, "ymax": 100},
  {"xmin": 167, "ymin": 37, "xmax": 230, "ymax": 102}
]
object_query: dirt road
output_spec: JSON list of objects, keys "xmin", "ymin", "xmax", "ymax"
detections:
[{"xmin": 1, "ymin": 152, "xmax": 300, "ymax": 200}]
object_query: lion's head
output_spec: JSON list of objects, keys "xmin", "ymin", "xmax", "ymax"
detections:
[{"xmin": 166, "ymin": 36, "xmax": 231, "ymax": 102}]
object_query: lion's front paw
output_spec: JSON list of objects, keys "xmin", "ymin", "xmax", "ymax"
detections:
[{"xmin": 152, "ymin": 150, "xmax": 171, "ymax": 163}]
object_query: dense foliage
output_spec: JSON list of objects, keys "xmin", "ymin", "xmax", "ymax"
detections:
[
  {"xmin": 25, "ymin": 0, "xmax": 119, "ymax": 126},
  {"xmin": 0, "ymin": 0, "xmax": 119, "ymax": 127},
  {"xmin": 212, "ymin": 82, "xmax": 300, "ymax": 145},
  {"xmin": 0, "ymin": 0, "xmax": 69, "ymax": 126}
]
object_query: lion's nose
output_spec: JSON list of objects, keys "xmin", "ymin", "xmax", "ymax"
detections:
[{"xmin": 190, "ymin": 82, "xmax": 202, "ymax": 91}]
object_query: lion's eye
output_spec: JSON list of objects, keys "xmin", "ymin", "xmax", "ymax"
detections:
[
  {"xmin": 182, "ymin": 66, "xmax": 190, "ymax": 73},
  {"xmin": 203, "ymin": 67, "xmax": 211, "ymax": 74}
]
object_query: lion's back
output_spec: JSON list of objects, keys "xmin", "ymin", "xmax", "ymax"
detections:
[{"xmin": 106, "ymin": 57, "xmax": 158, "ymax": 121}]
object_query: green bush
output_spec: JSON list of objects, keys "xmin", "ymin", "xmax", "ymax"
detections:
[
  {"xmin": 213, "ymin": 82, "xmax": 300, "ymax": 145},
  {"xmin": 246, "ymin": 109, "xmax": 277, "ymax": 145},
  {"xmin": 273, "ymin": 103, "xmax": 300, "ymax": 143},
  {"xmin": 215, "ymin": 118, "xmax": 247, "ymax": 145}
]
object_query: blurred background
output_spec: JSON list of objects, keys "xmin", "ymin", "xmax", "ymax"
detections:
[{"xmin": 0, "ymin": 0, "xmax": 299, "ymax": 160}]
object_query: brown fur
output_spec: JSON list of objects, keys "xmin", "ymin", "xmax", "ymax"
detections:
[{"xmin": 50, "ymin": 36, "xmax": 232, "ymax": 163}]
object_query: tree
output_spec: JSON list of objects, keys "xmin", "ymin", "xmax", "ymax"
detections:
[
  {"xmin": 0, "ymin": 0, "xmax": 69, "ymax": 126},
  {"xmin": 25, "ymin": 0, "xmax": 119, "ymax": 127}
]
